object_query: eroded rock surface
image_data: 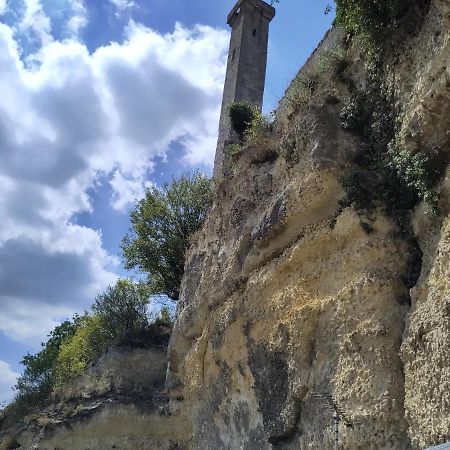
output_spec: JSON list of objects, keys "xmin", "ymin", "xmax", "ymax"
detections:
[{"xmin": 168, "ymin": 3, "xmax": 450, "ymax": 449}]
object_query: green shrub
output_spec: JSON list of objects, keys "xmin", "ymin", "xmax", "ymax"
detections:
[
  {"xmin": 388, "ymin": 143, "xmax": 440, "ymax": 214},
  {"xmin": 92, "ymin": 280, "xmax": 150, "ymax": 343},
  {"xmin": 244, "ymin": 108, "xmax": 271, "ymax": 144},
  {"xmin": 54, "ymin": 315, "xmax": 109, "ymax": 386},
  {"xmin": 339, "ymin": 83, "xmax": 440, "ymax": 218},
  {"xmin": 229, "ymin": 102, "xmax": 256, "ymax": 142},
  {"xmin": 339, "ymin": 93, "xmax": 370, "ymax": 133},
  {"xmin": 122, "ymin": 172, "xmax": 212, "ymax": 301}
]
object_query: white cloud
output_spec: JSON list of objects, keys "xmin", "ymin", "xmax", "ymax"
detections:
[
  {"xmin": 109, "ymin": 0, "xmax": 135, "ymax": 14},
  {"xmin": 0, "ymin": 361, "xmax": 19, "ymax": 405},
  {"xmin": 0, "ymin": 15, "xmax": 228, "ymax": 345},
  {"xmin": 19, "ymin": 0, "xmax": 53, "ymax": 46},
  {"xmin": 66, "ymin": 0, "xmax": 88, "ymax": 36},
  {"xmin": 110, "ymin": 170, "xmax": 153, "ymax": 211},
  {"xmin": 0, "ymin": 0, "xmax": 7, "ymax": 15}
]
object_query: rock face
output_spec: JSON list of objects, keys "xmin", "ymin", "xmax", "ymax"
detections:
[
  {"xmin": 402, "ymin": 172, "xmax": 450, "ymax": 450},
  {"xmin": 167, "ymin": 2, "xmax": 450, "ymax": 449},
  {"xmin": 2, "ymin": 2, "xmax": 449, "ymax": 449}
]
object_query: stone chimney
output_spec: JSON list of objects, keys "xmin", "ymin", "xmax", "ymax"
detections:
[{"xmin": 213, "ymin": 0, "xmax": 275, "ymax": 176}]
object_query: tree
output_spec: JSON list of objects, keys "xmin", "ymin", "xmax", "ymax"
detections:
[
  {"xmin": 0, "ymin": 316, "xmax": 82, "ymax": 427},
  {"xmin": 92, "ymin": 280, "xmax": 150, "ymax": 341},
  {"xmin": 14, "ymin": 316, "xmax": 82, "ymax": 402},
  {"xmin": 122, "ymin": 172, "xmax": 212, "ymax": 301}
]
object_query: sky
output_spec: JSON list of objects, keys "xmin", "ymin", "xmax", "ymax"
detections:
[{"xmin": 0, "ymin": 0, "xmax": 334, "ymax": 405}]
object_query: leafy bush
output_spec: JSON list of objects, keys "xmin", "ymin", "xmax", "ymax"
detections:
[
  {"xmin": 16, "ymin": 317, "xmax": 81, "ymax": 397},
  {"xmin": 92, "ymin": 280, "xmax": 150, "ymax": 344},
  {"xmin": 388, "ymin": 143, "xmax": 440, "ymax": 214},
  {"xmin": 339, "ymin": 93, "xmax": 370, "ymax": 133},
  {"xmin": 339, "ymin": 83, "xmax": 441, "ymax": 218},
  {"xmin": 244, "ymin": 108, "xmax": 272, "ymax": 144},
  {"xmin": 229, "ymin": 102, "xmax": 256, "ymax": 142},
  {"xmin": 122, "ymin": 172, "xmax": 212, "ymax": 301},
  {"xmin": 53, "ymin": 315, "xmax": 109, "ymax": 386}
]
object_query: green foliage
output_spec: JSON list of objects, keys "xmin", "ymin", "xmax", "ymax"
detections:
[
  {"xmin": 388, "ymin": 143, "xmax": 440, "ymax": 214},
  {"xmin": 224, "ymin": 143, "xmax": 242, "ymax": 157},
  {"xmin": 229, "ymin": 102, "xmax": 256, "ymax": 142},
  {"xmin": 244, "ymin": 108, "xmax": 271, "ymax": 144},
  {"xmin": 122, "ymin": 172, "xmax": 212, "ymax": 301},
  {"xmin": 339, "ymin": 93, "xmax": 370, "ymax": 133},
  {"xmin": 334, "ymin": 0, "xmax": 409, "ymax": 43},
  {"xmin": 339, "ymin": 85, "xmax": 440, "ymax": 218},
  {"xmin": 0, "ymin": 317, "xmax": 82, "ymax": 428},
  {"xmin": 54, "ymin": 315, "xmax": 109, "ymax": 386},
  {"xmin": 222, "ymin": 109, "xmax": 273, "ymax": 178},
  {"xmin": 92, "ymin": 279, "xmax": 150, "ymax": 343},
  {"xmin": 15, "ymin": 317, "xmax": 81, "ymax": 397}
]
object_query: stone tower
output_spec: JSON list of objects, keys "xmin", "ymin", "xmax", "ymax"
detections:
[{"xmin": 213, "ymin": 0, "xmax": 275, "ymax": 176}]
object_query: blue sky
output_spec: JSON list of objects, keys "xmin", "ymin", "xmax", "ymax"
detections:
[{"xmin": 0, "ymin": 0, "xmax": 333, "ymax": 404}]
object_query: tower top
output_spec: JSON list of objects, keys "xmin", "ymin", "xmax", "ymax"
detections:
[{"xmin": 227, "ymin": 0, "xmax": 276, "ymax": 27}]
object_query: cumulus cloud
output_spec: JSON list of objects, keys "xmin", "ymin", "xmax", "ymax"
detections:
[
  {"xmin": 66, "ymin": 0, "xmax": 88, "ymax": 36},
  {"xmin": 0, "ymin": 6, "xmax": 228, "ymax": 348},
  {"xmin": 0, "ymin": 361, "xmax": 19, "ymax": 405},
  {"xmin": 109, "ymin": 0, "xmax": 135, "ymax": 14}
]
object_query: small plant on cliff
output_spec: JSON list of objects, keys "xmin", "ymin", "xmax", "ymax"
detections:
[
  {"xmin": 338, "ymin": 84, "xmax": 441, "ymax": 217},
  {"xmin": 244, "ymin": 108, "xmax": 272, "ymax": 144},
  {"xmin": 229, "ymin": 102, "xmax": 257, "ymax": 142},
  {"xmin": 122, "ymin": 172, "xmax": 212, "ymax": 301},
  {"xmin": 387, "ymin": 141, "xmax": 441, "ymax": 214},
  {"xmin": 286, "ymin": 70, "xmax": 319, "ymax": 112},
  {"xmin": 287, "ymin": 49, "xmax": 348, "ymax": 113}
]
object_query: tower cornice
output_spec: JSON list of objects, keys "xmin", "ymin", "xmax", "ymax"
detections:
[{"xmin": 227, "ymin": 0, "xmax": 276, "ymax": 27}]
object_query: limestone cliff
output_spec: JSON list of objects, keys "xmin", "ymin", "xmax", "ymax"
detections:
[
  {"xmin": 167, "ymin": 1, "xmax": 450, "ymax": 448},
  {"xmin": 2, "ymin": 1, "xmax": 449, "ymax": 449}
]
